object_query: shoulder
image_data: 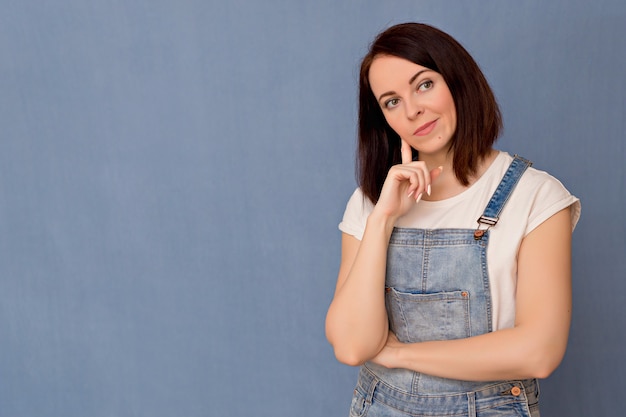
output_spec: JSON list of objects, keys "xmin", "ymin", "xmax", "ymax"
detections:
[
  {"xmin": 506, "ymin": 153, "xmax": 581, "ymax": 234},
  {"xmin": 338, "ymin": 188, "xmax": 374, "ymax": 241}
]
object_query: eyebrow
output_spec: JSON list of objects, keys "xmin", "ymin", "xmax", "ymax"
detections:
[{"xmin": 377, "ymin": 69, "xmax": 431, "ymax": 102}]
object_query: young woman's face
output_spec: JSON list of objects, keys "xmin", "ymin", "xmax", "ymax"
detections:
[{"xmin": 368, "ymin": 55, "xmax": 457, "ymax": 158}]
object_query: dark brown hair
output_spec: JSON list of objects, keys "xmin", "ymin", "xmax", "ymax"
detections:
[{"xmin": 358, "ymin": 23, "xmax": 502, "ymax": 203}]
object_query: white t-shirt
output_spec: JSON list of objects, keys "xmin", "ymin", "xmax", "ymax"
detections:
[{"xmin": 339, "ymin": 151, "xmax": 581, "ymax": 331}]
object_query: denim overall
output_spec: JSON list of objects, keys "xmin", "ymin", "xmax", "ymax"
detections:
[{"xmin": 350, "ymin": 156, "xmax": 541, "ymax": 417}]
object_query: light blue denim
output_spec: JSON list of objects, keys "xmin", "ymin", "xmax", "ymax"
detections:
[
  {"xmin": 349, "ymin": 156, "xmax": 539, "ymax": 417},
  {"xmin": 351, "ymin": 366, "xmax": 540, "ymax": 417}
]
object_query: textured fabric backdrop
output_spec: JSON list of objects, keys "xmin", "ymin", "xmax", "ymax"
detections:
[{"xmin": 0, "ymin": 1, "xmax": 623, "ymax": 416}]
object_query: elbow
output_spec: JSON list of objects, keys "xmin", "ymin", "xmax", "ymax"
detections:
[
  {"xmin": 528, "ymin": 365, "xmax": 558, "ymax": 380},
  {"xmin": 331, "ymin": 345, "xmax": 370, "ymax": 367},
  {"xmin": 326, "ymin": 327, "xmax": 380, "ymax": 366},
  {"xmin": 528, "ymin": 355, "xmax": 564, "ymax": 380},
  {"xmin": 522, "ymin": 344, "xmax": 567, "ymax": 379},
  {"xmin": 325, "ymin": 320, "xmax": 381, "ymax": 367},
  {"xmin": 325, "ymin": 309, "xmax": 388, "ymax": 367},
  {"xmin": 326, "ymin": 330, "xmax": 371, "ymax": 366}
]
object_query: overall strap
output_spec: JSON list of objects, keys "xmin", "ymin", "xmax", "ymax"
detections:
[{"xmin": 474, "ymin": 155, "xmax": 532, "ymax": 240}]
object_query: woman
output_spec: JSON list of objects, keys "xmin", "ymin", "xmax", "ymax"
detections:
[{"xmin": 325, "ymin": 23, "xmax": 580, "ymax": 416}]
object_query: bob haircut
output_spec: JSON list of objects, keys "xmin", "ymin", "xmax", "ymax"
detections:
[{"xmin": 357, "ymin": 23, "xmax": 502, "ymax": 203}]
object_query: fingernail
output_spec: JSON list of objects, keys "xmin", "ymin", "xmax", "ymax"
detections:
[
  {"xmin": 407, "ymin": 190, "xmax": 414, "ymax": 198},
  {"xmin": 415, "ymin": 193, "xmax": 422, "ymax": 204},
  {"xmin": 438, "ymin": 166, "xmax": 444, "ymax": 171},
  {"xmin": 427, "ymin": 185, "xmax": 431, "ymax": 196}
]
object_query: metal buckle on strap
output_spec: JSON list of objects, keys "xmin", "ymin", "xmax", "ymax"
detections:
[
  {"xmin": 477, "ymin": 215, "xmax": 498, "ymax": 226},
  {"xmin": 474, "ymin": 216, "xmax": 498, "ymax": 240},
  {"xmin": 473, "ymin": 155, "xmax": 531, "ymax": 241}
]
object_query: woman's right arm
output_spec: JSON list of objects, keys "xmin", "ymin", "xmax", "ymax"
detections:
[
  {"xmin": 325, "ymin": 214, "xmax": 396, "ymax": 366},
  {"xmin": 325, "ymin": 140, "xmax": 440, "ymax": 366}
]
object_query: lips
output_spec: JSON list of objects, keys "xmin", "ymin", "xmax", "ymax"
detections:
[{"xmin": 413, "ymin": 119, "xmax": 438, "ymax": 136}]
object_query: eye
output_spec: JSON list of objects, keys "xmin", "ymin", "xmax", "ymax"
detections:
[
  {"xmin": 384, "ymin": 98, "xmax": 400, "ymax": 109},
  {"xmin": 417, "ymin": 80, "xmax": 433, "ymax": 92}
]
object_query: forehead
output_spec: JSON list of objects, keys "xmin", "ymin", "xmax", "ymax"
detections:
[{"xmin": 368, "ymin": 55, "xmax": 433, "ymax": 92}]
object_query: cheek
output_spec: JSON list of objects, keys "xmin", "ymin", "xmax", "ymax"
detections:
[
  {"xmin": 449, "ymin": 106, "xmax": 457, "ymax": 130},
  {"xmin": 383, "ymin": 114, "xmax": 402, "ymax": 133},
  {"xmin": 440, "ymin": 102, "xmax": 457, "ymax": 131},
  {"xmin": 446, "ymin": 98, "xmax": 457, "ymax": 121}
]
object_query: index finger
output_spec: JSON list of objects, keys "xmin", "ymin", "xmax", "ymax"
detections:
[{"xmin": 400, "ymin": 139, "xmax": 413, "ymax": 165}]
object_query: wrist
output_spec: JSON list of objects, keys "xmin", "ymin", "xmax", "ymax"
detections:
[{"xmin": 366, "ymin": 209, "xmax": 398, "ymax": 236}]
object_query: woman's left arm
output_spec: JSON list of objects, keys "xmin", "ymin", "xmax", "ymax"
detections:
[{"xmin": 371, "ymin": 206, "xmax": 573, "ymax": 381}]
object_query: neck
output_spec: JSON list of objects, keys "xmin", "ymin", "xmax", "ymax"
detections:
[{"xmin": 421, "ymin": 149, "xmax": 498, "ymax": 201}]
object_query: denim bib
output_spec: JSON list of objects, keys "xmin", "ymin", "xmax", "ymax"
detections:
[{"xmin": 350, "ymin": 156, "xmax": 541, "ymax": 417}]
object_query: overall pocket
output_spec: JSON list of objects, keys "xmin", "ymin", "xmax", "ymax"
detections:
[{"xmin": 385, "ymin": 288, "xmax": 471, "ymax": 343}]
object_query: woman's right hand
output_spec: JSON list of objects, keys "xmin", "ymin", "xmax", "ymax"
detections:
[{"xmin": 373, "ymin": 139, "xmax": 443, "ymax": 220}]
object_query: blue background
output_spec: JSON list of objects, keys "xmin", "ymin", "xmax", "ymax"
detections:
[{"xmin": 1, "ymin": 1, "xmax": 624, "ymax": 416}]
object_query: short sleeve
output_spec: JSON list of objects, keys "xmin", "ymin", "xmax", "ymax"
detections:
[
  {"xmin": 338, "ymin": 188, "xmax": 374, "ymax": 241},
  {"xmin": 524, "ymin": 172, "xmax": 581, "ymax": 236}
]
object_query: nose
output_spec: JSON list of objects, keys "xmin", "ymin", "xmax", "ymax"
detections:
[{"xmin": 405, "ymin": 98, "xmax": 423, "ymax": 120}]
